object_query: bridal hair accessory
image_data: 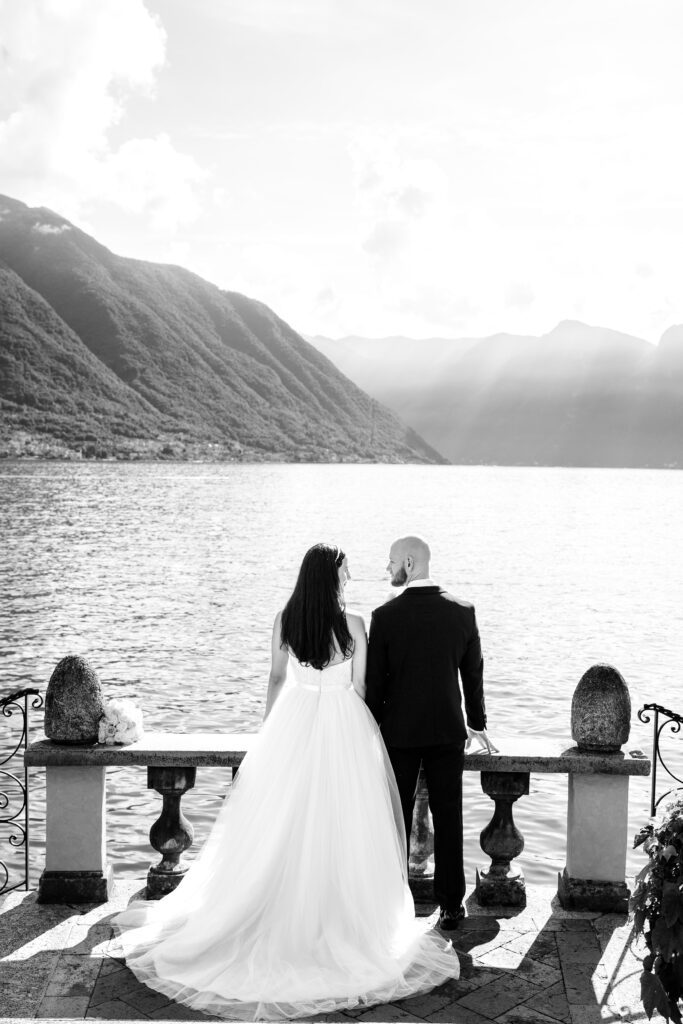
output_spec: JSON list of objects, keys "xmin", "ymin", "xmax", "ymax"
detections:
[{"xmin": 98, "ymin": 698, "xmax": 144, "ymax": 745}]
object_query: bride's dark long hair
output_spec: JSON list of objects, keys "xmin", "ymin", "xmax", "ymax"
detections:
[{"xmin": 280, "ymin": 543, "xmax": 353, "ymax": 671}]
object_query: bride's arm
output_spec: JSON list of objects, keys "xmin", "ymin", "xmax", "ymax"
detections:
[
  {"xmin": 347, "ymin": 613, "xmax": 367, "ymax": 699},
  {"xmin": 264, "ymin": 612, "xmax": 288, "ymax": 720}
]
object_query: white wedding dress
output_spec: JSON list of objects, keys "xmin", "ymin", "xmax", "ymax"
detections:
[{"xmin": 113, "ymin": 655, "xmax": 459, "ymax": 1021}]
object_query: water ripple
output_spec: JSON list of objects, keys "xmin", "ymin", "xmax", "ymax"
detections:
[{"xmin": 1, "ymin": 462, "xmax": 682, "ymax": 887}]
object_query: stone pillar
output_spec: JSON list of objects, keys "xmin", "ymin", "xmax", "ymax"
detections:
[
  {"xmin": 147, "ymin": 766, "xmax": 196, "ymax": 898},
  {"xmin": 558, "ymin": 773, "xmax": 630, "ymax": 912},
  {"xmin": 475, "ymin": 771, "xmax": 529, "ymax": 907},
  {"xmin": 38, "ymin": 766, "xmax": 111, "ymax": 903},
  {"xmin": 559, "ymin": 663, "xmax": 632, "ymax": 912},
  {"xmin": 408, "ymin": 767, "xmax": 434, "ymax": 901}
]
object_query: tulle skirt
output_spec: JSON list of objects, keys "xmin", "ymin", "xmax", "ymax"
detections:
[{"xmin": 112, "ymin": 681, "xmax": 459, "ymax": 1020}]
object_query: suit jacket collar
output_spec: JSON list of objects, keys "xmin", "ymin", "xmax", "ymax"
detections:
[{"xmin": 400, "ymin": 585, "xmax": 442, "ymax": 596}]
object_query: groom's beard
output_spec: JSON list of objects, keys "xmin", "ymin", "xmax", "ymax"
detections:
[{"xmin": 390, "ymin": 566, "xmax": 408, "ymax": 587}]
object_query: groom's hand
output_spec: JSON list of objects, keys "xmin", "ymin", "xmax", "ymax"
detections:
[{"xmin": 465, "ymin": 727, "xmax": 499, "ymax": 754}]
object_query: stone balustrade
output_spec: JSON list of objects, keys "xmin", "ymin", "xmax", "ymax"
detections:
[{"xmin": 25, "ymin": 733, "xmax": 650, "ymax": 912}]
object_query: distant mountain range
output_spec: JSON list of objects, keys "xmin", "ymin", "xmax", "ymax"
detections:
[
  {"xmin": 310, "ymin": 323, "xmax": 683, "ymax": 467},
  {"xmin": 3, "ymin": 192, "xmax": 681, "ymax": 469},
  {"xmin": 0, "ymin": 195, "xmax": 442, "ymax": 463}
]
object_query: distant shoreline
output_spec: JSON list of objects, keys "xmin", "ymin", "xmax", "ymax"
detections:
[{"xmin": 1, "ymin": 453, "xmax": 680, "ymax": 470}]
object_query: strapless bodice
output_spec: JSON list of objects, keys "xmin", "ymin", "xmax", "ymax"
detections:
[{"xmin": 289, "ymin": 656, "xmax": 354, "ymax": 692}]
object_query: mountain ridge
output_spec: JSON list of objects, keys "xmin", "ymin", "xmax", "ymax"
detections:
[
  {"xmin": 0, "ymin": 195, "xmax": 444, "ymax": 464},
  {"xmin": 310, "ymin": 320, "xmax": 683, "ymax": 467}
]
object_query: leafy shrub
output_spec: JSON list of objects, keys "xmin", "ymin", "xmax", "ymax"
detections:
[{"xmin": 632, "ymin": 796, "xmax": 683, "ymax": 1022}]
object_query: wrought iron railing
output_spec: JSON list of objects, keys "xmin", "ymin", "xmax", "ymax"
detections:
[
  {"xmin": 1, "ymin": 687, "xmax": 43, "ymax": 895},
  {"xmin": 638, "ymin": 703, "xmax": 683, "ymax": 817}
]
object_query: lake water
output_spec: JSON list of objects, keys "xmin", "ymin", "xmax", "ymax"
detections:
[{"xmin": 2, "ymin": 461, "xmax": 682, "ymax": 892}]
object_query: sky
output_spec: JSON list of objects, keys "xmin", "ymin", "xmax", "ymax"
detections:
[{"xmin": 1, "ymin": 0, "xmax": 683, "ymax": 343}]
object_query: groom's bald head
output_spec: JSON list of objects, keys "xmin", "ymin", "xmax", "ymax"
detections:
[{"xmin": 387, "ymin": 535, "xmax": 431, "ymax": 587}]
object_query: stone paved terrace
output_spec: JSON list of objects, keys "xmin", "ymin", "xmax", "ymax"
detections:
[{"xmin": 0, "ymin": 882, "xmax": 667, "ymax": 1024}]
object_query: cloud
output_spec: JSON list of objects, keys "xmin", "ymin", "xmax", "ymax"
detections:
[
  {"xmin": 350, "ymin": 133, "xmax": 447, "ymax": 267},
  {"xmin": 505, "ymin": 282, "xmax": 535, "ymax": 309},
  {"xmin": 98, "ymin": 135, "xmax": 205, "ymax": 231},
  {"xmin": 201, "ymin": 0, "xmax": 407, "ymax": 38},
  {"xmin": 0, "ymin": 0, "xmax": 205, "ymax": 228},
  {"xmin": 362, "ymin": 220, "xmax": 408, "ymax": 259}
]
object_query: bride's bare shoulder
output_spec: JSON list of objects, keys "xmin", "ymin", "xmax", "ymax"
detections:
[{"xmin": 345, "ymin": 609, "xmax": 367, "ymax": 636}]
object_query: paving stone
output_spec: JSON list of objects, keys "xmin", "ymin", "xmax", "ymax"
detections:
[
  {"xmin": 556, "ymin": 933, "xmax": 600, "ymax": 950},
  {"xmin": 45, "ymin": 952, "xmax": 104, "ymax": 997},
  {"xmin": 65, "ymin": 923, "xmax": 115, "ymax": 956},
  {"xmin": 496, "ymin": 921, "xmax": 541, "ymax": 937},
  {"xmin": 474, "ymin": 947, "xmax": 562, "ymax": 987},
  {"xmin": 121, "ymin": 983, "xmax": 174, "ymax": 1015},
  {"xmin": 85, "ymin": 995, "xmax": 151, "ymax": 1018},
  {"xmin": 503, "ymin": 930, "xmax": 559, "ymax": 965},
  {"xmin": 431, "ymin": 967, "xmax": 505, "ymax": 999},
  {"xmin": 343, "ymin": 1005, "xmax": 424, "ymax": 1022},
  {"xmin": 0, "ymin": 953, "xmax": 59, "ymax": 1014},
  {"xmin": 424, "ymin": 1003, "xmax": 493, "ymax": 1023},
  {"xmin": 458, "ymin": 929, "xmax": 514, "ymax": 956},
  {"xmin": 591, "ymin": 914, "xmax": 632, "ymax": 935},
  {"xmin": 458, "ymin": 918, "xmax": 508, "ymax": 934},
  {"xmin": 35, "ymin": 994, "xmax": 91, "ymax": 1018},
  {"xmin": 311, "ymin": 1013, "xmax": 355, "ymax": 1022},
  {"xmin": 396, "ymin": 988, "xmax": 456, "ymax": 1017},
  {"xmin": 0, "ymin": 889, "xmax": 32, "ymax": 911},
  {"xmin": 540, "ymin": 920, "xmax": 597, "ymax": 934},
  {"xmin": 606, "ymin": 963, "xmax": 662, "ymax": 1021},
  {"xmin": 556, "ymin": 919, "xmax": 600, "ymax": 930},
  {"xmin": 458, "ymin": 974, "xmax": 541, "ymax": 1018},
  {"xmin": 523, "ymin": 980, "xmax": 571, "ymax": 1023},
  {"xmin": 0, "ymin": 884, "xmax": 656, "ymax": 1024},
  {"xmin": 89, "ymin": 965, "xmax": 155, "ymax": 1006},
  {"xmin": 546, "ymin": 902, "xmax": 600, "ymax": 923},
  {"xmin": 146, "ymin": 1002, "xmax": 217, "ymax": 1020},
  {"xmin": 1, "ymin": 918, "xmax": 75, "ymax": 959},
  {"xmin": 555, "ymin": 933, "xmax": 602, "ymax": 965},
  {"xmin": 561, "ymin": 963, "xmax": 609, "ymax": 1005},
  {"xmin": 494, "ymin": 1005, "xmax": 564, "ymax": 1023},
  {"xmin": 98, "ymin": 955, "xmax": 129, "ymax": 977},
  {"xmin": 594, "ymin": 926, "xmax": 642, "ymax": 975},
  {"xmin": 594, "ymin": 925, "xmax": 636, "ymax": 960},
  {"xmin": 599, "ymin": 946, "xmax": 643, "ymax": 992},
  {"xmin": 567, "ymin": 1007, "xmax": 621, "ymax": 1023}
]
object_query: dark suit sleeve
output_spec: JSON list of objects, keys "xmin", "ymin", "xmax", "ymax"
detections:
[
  {"xmin": 365, "ymin": 610, "xmax": 388, "ymax": 723},
  {"xmin": 460, "ymin": 606, "xmax": 486, "ymax": 731}
]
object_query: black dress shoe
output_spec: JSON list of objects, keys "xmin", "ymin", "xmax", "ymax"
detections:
[{"xmin": 438, "ymin": 905, "xmax": 466, "ymax": 930}]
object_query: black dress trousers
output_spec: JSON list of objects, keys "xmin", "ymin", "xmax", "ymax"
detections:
[{"xmin": 387, "ymin": 740, "xmax": 466, "ymax": 911}]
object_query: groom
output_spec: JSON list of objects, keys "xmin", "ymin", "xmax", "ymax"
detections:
[{"xmin": 366, "ymin": 535, "xmax": 494, "ymax": 930}]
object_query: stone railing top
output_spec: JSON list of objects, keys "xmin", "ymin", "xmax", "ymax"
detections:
[{"xmin": 25, "ymin": 733, "xmax": 650, "ymax": 775}]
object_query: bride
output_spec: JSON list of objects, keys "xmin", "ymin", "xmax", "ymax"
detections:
[{"xmin": 113, "ymin": 542, "xmax": 460, "ymax": 1021}]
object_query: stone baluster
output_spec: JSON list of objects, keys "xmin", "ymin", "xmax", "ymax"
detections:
[
  {"xmin": 38, "ymin": 655, "xmax": 110, "ymax": 904},
  {"xmin": 475, "ymin": 770, "xmax": 529, "ymax": 907},
  {"xmin": 408, "ymin": 767, "xmax": 434, "ymax": 900},
  {"xmin": 147, "ymin": 766, "xmax": 196, "ymax": 898}
]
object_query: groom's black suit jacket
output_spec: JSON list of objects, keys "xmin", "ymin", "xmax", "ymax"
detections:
[{"xmin": 365, "ymin": 586, "xmax": 486, "ymax": 747}]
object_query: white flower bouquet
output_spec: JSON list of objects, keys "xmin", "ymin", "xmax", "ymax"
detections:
[{"xmin": 98, "ymin": 698, "xmax": 144, "ymax": 745}]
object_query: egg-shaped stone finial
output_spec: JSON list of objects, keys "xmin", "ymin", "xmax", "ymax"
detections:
[
  {"xmin": 571, "ymin": 663, "xmax": 631, "ymax": 752},
  {"xmin": 44, "ymin": 655, "xmax": 104, "ymax": 744}
]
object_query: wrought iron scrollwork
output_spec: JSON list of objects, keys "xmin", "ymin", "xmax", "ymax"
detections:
[
  {"xmin": 0, "ymin": 687, "xmax": 43, "ymax": 895},
  {"xmin": 638, "ymin": 703, "xmax": 683, "ymax": 817}
]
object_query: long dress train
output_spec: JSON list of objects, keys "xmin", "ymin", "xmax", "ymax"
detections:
[{"xmin": 112, "ymin": 656, "xmax": 459, "ymax": 1020}]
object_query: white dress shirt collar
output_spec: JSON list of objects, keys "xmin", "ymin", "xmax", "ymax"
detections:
[{"xmin": 404, "ymin": 578, "xmax": 436, "ymax": 589}]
